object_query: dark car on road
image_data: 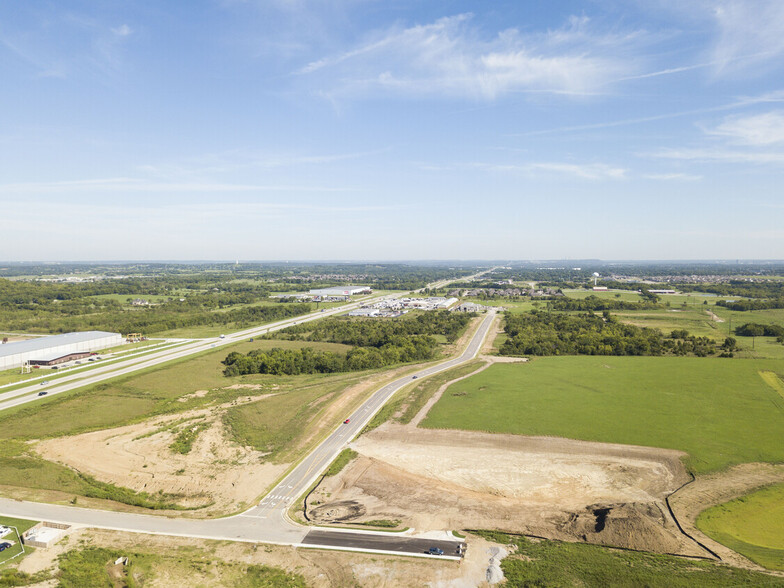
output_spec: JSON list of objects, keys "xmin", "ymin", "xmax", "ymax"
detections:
[
  {"xmin": 0, "ymin": 542, "xmax": 12, "ymax": 552},
  {"xmin": 38, "ymin": 391, "xmax": 48, "ymax": 396},
  {"xmin": 428, "ymin": 547, "xmax": 444, "ymax": 555}
]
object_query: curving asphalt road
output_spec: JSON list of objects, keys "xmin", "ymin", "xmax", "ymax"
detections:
[
  {"xmin": 0, "ymin": 270, "xmax": 497, "ymax": 557},
  {"xmin": 0, "ymin": 310, "xmax": 495, "ymax": 556}
]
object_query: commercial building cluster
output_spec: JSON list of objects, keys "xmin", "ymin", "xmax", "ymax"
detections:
[{"xmin": 348, "ymin": 297, "xmax": 458, "ymax": 318}]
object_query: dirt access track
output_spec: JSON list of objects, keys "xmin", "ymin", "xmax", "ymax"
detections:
[{"xmin": 308, "ymin": 423, "xmax": 709, "ymax": 557}]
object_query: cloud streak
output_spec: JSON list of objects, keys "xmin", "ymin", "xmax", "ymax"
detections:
[
  {"xmin": 0, "ymin": 178, "xmax": 354, "ymax": 194},
  {"xmin": 707, "ymin": 111, "xmax": 784, "ymax": 146},
  {"xmin": 296, "ymin": 13, "xmax": 635, "ymax": 100},
  {"xmin": 710, "ymin": 0, "xmax": 784, "ymax": 74},
  {"xmin": 650, "ymin": 148, "xmax": 784, "ymax": 165}
]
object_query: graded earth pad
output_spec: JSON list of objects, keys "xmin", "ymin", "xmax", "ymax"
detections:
[
  {"xmin": 35, "ymin": 403, "xmax": 285, "ymax": 514},
  {"xmin": 307, "ymin": 424, "xmax": 707, "ymax": 556}
]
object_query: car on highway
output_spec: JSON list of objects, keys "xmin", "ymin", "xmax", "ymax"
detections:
[
  {"xmin": 219, "ymin": 334, "xmax": 226, "ymax": 339},
  {"xmin": 343, "ymin": 419, "xmax": 350, "ymax": 424},
  {"xmin": 0, "ymin": 542, "xmax": 11, "ymax": 552},
  {"xmin": 428, "ymin": 547, "xmax": 444, "ymax": 556},
  {"xmin": 40, "ymin": 380, "xmax": 49, "ymax": 385},
  {"xmin": 38, "ymin": 391, "xmax": 48, "ymax": 396},
  {"xmin": 412, "ymin": 375, "xmax": 418, "ymax": 379}
]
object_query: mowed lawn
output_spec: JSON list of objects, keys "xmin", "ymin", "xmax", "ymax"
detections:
[
  {"xmin": 697, "ymin": 482, "xmax": 784, "ymax": 571},
  {"xmin": 422, "ymin": 356, "xmax": 784, "ymax": 474}
]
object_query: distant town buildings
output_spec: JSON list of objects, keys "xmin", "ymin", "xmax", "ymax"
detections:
[{"xmin": 349, "ymin": 297, "xmax": 458, "ymax": 318}]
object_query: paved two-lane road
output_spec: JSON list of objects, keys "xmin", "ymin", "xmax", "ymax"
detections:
[{"xmin": 0, "ymin": 310, "xmax": 496, "ymax": 557}]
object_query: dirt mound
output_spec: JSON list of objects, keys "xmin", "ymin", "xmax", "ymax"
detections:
[
  {"xmin": 309, "ymin": 500, "xmax": 367, "ymax": 523},
  {"xmin": 560, "ymin": 502, "xmax": 685, "ymax": 553}
]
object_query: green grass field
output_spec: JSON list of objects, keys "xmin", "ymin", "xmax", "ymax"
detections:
[
  {"xmin": 697, "ymin": 482, "xmax": 784, "ymax": 570},
  {"xmin": 422, "ymin": 356, "xmax": 784, "ymax": 474},
  {"xmin": 474, "ymin": 531, "xmax": 784, "ymax": 587}
]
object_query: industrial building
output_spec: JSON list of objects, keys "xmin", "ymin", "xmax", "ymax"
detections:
[
  {"xmin": 308, "ymin": 286, "xmax": 372, "ymax": 297},
  {"xmin": 0, "ymin": 331, "xmax": 124, "ymax": 370}
]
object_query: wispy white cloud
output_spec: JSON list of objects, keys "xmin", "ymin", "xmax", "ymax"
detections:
[
  {"xmin": 642, "ymin": 173, "xmax": 702, "ymax": 181},
  {"xmin": 709, "ymin": 0, "xmax": 784, "ymax": 74},
  {"xmin": 650, "ymin": 148, "xmax": 784, "ymax": 164},
  {"xmin": 296, "ymin": 13, "xmax": 636, "ymax": 100},
  {"xmin": 470, "ymin": 161, "xmax": 627, "ymax": 180},
  {"xmin": 111, "ymin": 24, "xmax": 133, "ymax": 37},
  {"xmin": 0, "ymin": 177, "xmax": 353, "ymax": 194},
  {"xmin": 512, "ymin": 90, "xmax": 784, "ymax": 137},
  {"xmin": 138, "ymin": 148, "xmax": 385, "ymax": 178},
  {"xmin": 706, "ymin": 111, "xmax": 784, "ymax": 146}
]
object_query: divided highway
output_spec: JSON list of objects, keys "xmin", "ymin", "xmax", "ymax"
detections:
[{"xmin": 0, "ymin": 296, "xmax": 380, "ymax": 411}]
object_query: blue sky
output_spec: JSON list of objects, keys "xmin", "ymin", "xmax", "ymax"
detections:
[{"xmin": 2, "ymin": 0, "xmax": 783, "ymax": 261}]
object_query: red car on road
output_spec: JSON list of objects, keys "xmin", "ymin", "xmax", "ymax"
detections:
[{"xmin": 343, "ymin": 419, "xmax": 350, "ymax": 424}]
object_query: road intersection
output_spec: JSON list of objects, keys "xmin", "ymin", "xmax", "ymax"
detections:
[{"xmin": 0, "ymin": 271, "xmax": 496, "ymax": 558}]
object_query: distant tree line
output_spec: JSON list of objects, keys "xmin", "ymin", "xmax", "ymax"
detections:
[
  {"xmin": 550, "ymin": 295, "xmax": 660, "ymax": 311},
  {"xmin": 735, "ymin": 323, "xmax": 784, "ymax": 338},
  {"xmin": 499, "ymin": 311, "xmax": 722, "ymax": 357},
  {"xmin": 716, "ymin": 298, "xmax": 784, "ymax": 311},
  {"xmin": 677, "ymin": 281, "xmax": 784, "ymax": 299}
]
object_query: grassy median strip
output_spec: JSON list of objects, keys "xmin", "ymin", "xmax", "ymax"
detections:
[{"xmin": 324, "ymin": 449, "xmax": 358, "ymax": 477}]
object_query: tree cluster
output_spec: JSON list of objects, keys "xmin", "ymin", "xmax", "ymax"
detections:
[
  {"xmin": 550, "ymin": 295, "xmax": 659, "ymax": 311},
  {"xmin": 274, "ymin": 311, "xmax": 474, "ymax": 346},
  {"xmin": 222, "ymin": 336, "xmax": 438, "ymax": 376},
  {"xmin": 735, "ymin": 323, "xmax": 784, "ymax": 338},
  {"xmin": 716, "ymin": 298, "xmax": 784, "ymax": 311},
  {"xmin": 499, "ymin": 311, "xmax": 718, "ymax": 357},
  {"xmin": 225, "ymin": 311, "xmax": 476, "ymax": 376}
]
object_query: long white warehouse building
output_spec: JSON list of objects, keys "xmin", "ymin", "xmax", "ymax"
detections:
[
  {"xmin": 309, "ymin": 286, "xmax": 371, "ymax": 296},
  {"xmin": 0, "ymin": 331, "xmax": 124, "ymax": 370}
]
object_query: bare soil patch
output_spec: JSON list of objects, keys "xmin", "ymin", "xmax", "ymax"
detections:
[
  {"xmin": 35, "ymin": 402, "xmax": 286, "ymax": 515},
  {"xmin": 669, "ymin": 462, "xmax": 784, "ymax": 570},
  {"xmin": 308, "ymin": 424, "xmax": 706, "ymax": 556},
  {"xmin": 705, "ymin": 309, "xmax": 725, "ymax": 323}
]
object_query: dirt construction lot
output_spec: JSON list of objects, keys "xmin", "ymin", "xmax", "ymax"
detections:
[{"xmin": 307, "ymin": 423, "xmax": 709, "ymax": 557}]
